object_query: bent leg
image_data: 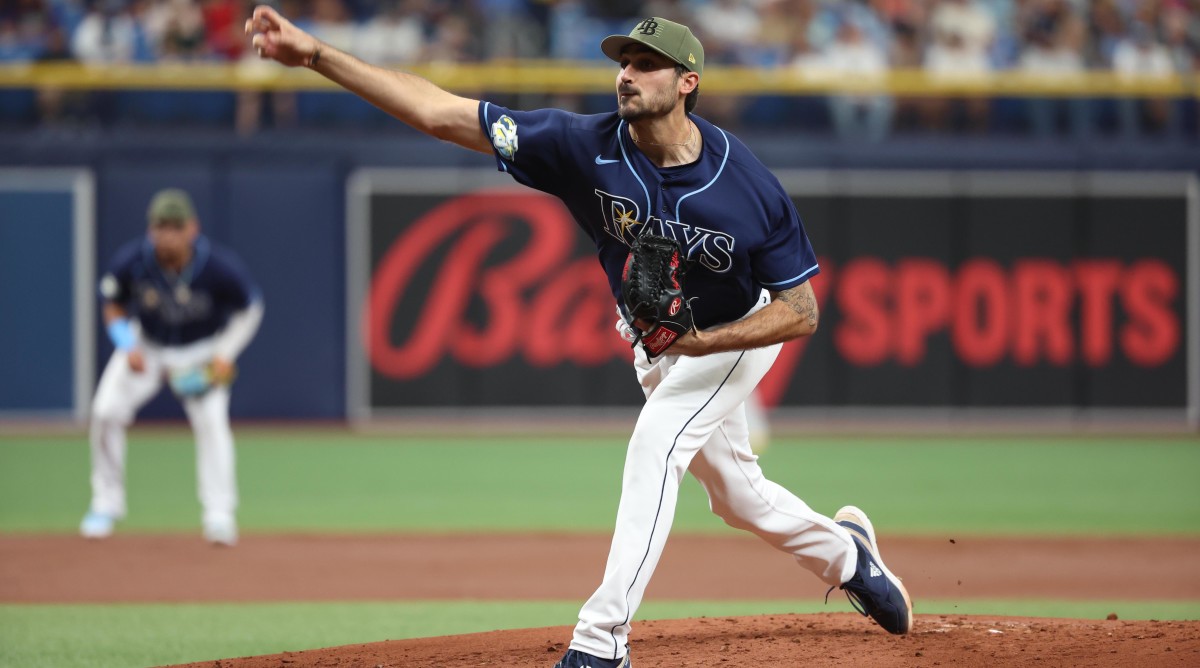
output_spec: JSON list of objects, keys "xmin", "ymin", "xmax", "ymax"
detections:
[
  {"xmin": 688, "ymin": 412, "xmax": 856, "ymax": 586},
  {"xmin": 571, "ymin": 346, "xmax": 777, "ymax": 661},
  {"xmin": 182, "ymin": 387, "xmax": 238, "ymax": 525},
  {"xmin": 87, "ymin": 351, "xmax": 163, "ymax": 518}
]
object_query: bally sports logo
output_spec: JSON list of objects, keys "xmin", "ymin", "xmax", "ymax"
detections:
[{"xmin": 365, "ymin": 190, "xmax": 1184, "ymax": 406}]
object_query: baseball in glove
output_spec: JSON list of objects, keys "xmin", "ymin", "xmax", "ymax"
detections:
[
  {"xmin": 621, "ymin": 232, "xmax": 695, "ymax": 359},
  {"xmin": 168, "ymin": 360, "xmax": 237, "ymax": 398}
]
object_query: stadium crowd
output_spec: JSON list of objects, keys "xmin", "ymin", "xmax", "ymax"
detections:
[{"xmin": 0, "ymin": 0, "xmax": 1196, "ymax": 137}]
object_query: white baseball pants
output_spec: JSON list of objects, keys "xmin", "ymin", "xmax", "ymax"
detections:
[
  {"xmin": 87, "ymin": 338, "xmax": 237, "ymax": 526},
  {"xmin": 572, "ymin": 294, "xmax": 858, "ymax": 661}
]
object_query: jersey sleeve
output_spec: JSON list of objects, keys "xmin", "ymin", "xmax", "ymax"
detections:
[
  {"xmin": 213, "ymin": 250, "xmax": 261, "ymax": 311},
  {"xmin": 751, "ymin": 191, "xmax": 820, "ymax": 291},
  {"xmin": 97, "ymin": 241, "xmax": 140, "ymax": 306},
  {"xmin": 478, "ymin": 101, "xmax": 572, "ymax": 192}
]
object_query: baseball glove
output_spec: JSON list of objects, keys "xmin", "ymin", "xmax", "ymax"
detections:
[
  {"xmin": 621, "ymin": 232, "xmax": 695, "ymax": 359},
  {"xmin": 168, "ymin": 361, "xmax": 237, "ymax": 398}
]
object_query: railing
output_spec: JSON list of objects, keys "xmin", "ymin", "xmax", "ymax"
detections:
[{"xmin": 0, "ymin": 62, "xmax": 1196, "ymax": 97}]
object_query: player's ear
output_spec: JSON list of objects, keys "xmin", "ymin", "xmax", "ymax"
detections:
[{"xmin": 679, "ymin": 71, "xmax": 699, "ymax": 96}]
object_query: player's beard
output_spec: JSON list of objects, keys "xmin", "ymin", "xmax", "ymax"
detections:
[
  {"xmin": 617, "ymin": 83, "xmax": 679, "ymax": 123},
  {"xmin": 155, "ymin": 244, "xmax": 191, "ymax": 271}
]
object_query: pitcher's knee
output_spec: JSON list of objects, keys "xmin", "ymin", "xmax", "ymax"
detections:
[{"xmin": 709, "ymin": 499, "xmax": 756, "ymax": 531}]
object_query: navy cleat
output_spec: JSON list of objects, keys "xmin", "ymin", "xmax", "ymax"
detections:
[
  {"xmin": 553, "ymin": 648, "xmax": 631, "ymax": 668},
  {"xmin": 830, "ymin": 505, "xmax": 913, "ymax": 634}
]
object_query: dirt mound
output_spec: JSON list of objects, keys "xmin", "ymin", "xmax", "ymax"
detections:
[
  {"xmin": 5, "ymin": 534, "xmax": 1197, "ymax": 666},
  {"xmin": 173, "ymin": 613, "xmax": 1200, "ymax": 667},
  {"xmin": 5, "ymin": 534, "xmax": 1199, "ymax": 603}
]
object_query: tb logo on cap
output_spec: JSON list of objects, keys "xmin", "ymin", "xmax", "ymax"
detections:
[{"xmin": 636, "ymin": 19, "xmax": 659, "ymax": 35}]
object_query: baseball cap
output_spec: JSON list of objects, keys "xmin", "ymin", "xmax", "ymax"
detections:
[
  {"xmin": 147, "ymin": 188, "xmax": 196, "ymax": 225},
  {"xmin": 601, "ymin": 17, "xmax": 705, "ymax": 77}
]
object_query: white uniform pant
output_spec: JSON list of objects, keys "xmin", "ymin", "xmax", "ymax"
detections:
[
  {"xmin": 572, "ymin": 295, "xmax": 858, "ymax": 661},
  {"xmin": 87, "ymin": 338, "xmax": 237, "ymax": 525}
]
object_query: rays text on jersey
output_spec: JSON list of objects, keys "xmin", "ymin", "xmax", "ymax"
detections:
[{"xmin": 595, "ymin": 189, "xmax": 734, "ymax": 272}]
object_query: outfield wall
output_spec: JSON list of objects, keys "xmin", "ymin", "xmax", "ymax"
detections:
[{"xmin": 0, "ymin": 132, "xmax": 1196, "ymax": 428}]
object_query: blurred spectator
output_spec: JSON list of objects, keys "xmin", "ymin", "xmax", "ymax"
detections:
[
  {"xmin": 923, "ymin": 0, "xmax": 995, "ymax": 132},
  {"xmin": 0, "ymin": 17, "xmax": 35, "ymax": 61},
  {"xmin": 421, "ymin": 12, "xmax": 476, "ymax": 62},
  {"xmin": 1161, "ymin": 6, "xmax": 1197, "ymax": 73},
  {"xmin": 309, "ymin": 0, "xmax": 354, "ymax": 53},
  {"xmin": 200, "ymin": 0, "xmax": 243, "ymax": 60},
  {"xmin": 0, "ymin": 0, "xmax": 49, "ymax": 62},
  {"xmin": 642, "ymin": 0, "xmax": 693, "ymax": 29},
  {"xmin": 475, "ymin": 0, "xmax": 547, "ymax": 61},
  {"xmin": 71, "ymin": 0, "xmax": 146, "ymax": 63},
  {"xmin": 745, "ymin": 0, "xmax": 795, "ymax": 66},
  {"xmin": 931, "ymin": 0, "xmax": 996, "ymax": 56},
  {"xmin": 0, "ymin": 0, "xmax": 1194, "ymax": 136},
  {"xmin": 357, "ymin": 0, "xmax": 423, "ymax": 65},
  {"xmin": 235, "ymin": 0, "xmax": 300, "ymax": 132},
  {"xmin": 1112, "ymin": 21, "xmax": 1178, "ymax": 137},
  {"xmin": 35, "ymin": 22, "xmax": 91, "ymax": 124},
  {"xmin": 1019, "ymin": 5, "xmax": 1092, "ymax": 138},
  {"xmin": 887, "ymin": 14, "xmax": 926, "ymax": 132},
  {"xmin": 820, "ymin": 16, "xmax": 893, "ymax": 142},
  {"xmin": 142, "ymin": 0, "xmax": 205, "ymax": 60},
  {"xmin": 693, "ymin": 0, "xmax": 760, "ymax": 66},
  {"xmin": 1087, "ymin": 0, "xmax": 1126, "ymax": 66}
]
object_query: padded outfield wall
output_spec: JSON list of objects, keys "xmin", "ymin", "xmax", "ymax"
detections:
[{"xmin": 0, "ymin": 132, "xmax": 1196, "ymax": 429}]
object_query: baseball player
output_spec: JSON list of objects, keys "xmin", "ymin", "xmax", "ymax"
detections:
[
  {"xmin": 79, "ymin": 189, "xmax": 263, "ymax": 547},
  {"xmin": 247, "ymin": 12, "xmax": 911, "ymax": 667}
]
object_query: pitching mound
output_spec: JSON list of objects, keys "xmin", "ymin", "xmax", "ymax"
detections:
[
  {"xmin": 175, "ymin": 613, "xmax": 1199, "ymax": 667},
  {"xmin": 4, "ymin": 534, "xmax": 1197, "ymax": 666}
]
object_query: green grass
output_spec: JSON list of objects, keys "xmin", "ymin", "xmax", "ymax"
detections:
[
  {"xmin": 2, "ymin": 599, "xmax": 1196, "ymax": 668},
  {"xmin": 1, "ymin": 430, "xmax": 1197, "ymax": 666},
  {"xmin": 1, "ymin": 431, "xmax": 1197, "ymax": 535}
]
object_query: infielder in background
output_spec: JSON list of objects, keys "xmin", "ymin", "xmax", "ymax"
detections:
[
  {"xmin": 79, "ymin": 189, "xmax": 263, "ymax": 547},
  {"xmin": 247, "ymin": 12, "xmax": 911, "ymax": 667}
]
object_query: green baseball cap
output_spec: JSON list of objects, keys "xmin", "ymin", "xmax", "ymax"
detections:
[
  {"xmin": 601, "ymin": 17, "xmax": 705, "ymax": 77},
  {"xmin": 147, "ymin": 188, "xmax": 196, "ymax": 225}
]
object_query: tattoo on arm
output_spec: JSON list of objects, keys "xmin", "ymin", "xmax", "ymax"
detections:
[{"xmin": 776, "ymin": 283, "xmax": 818, "ymax": 330}]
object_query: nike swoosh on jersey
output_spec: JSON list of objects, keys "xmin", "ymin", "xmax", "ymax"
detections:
[{"xmin": 594, "ymin": 155, "xmax": 621, "ymax": 165}]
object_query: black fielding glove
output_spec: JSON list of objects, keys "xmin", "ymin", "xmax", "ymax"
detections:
[{"xmin": 621, "ymin": 233, "xmax": 695, "ymax": 359}]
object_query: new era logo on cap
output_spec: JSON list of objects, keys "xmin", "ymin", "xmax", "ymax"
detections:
[{"xmin": 600, "ymin": 17, "xmax": 705, "ymax": 77}]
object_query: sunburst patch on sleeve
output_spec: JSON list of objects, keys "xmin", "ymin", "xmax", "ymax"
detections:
[
  {"xmin": 490, "ymin": 115, "xmax": 519, "ymax": 161},
  {"xmin": 99, "ymin": 274, "xmax": 119, "ymax": 299}
]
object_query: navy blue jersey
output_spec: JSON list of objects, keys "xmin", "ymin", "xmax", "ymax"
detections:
[
  {"xmin": 99, "ymin": 236, "xmax": 261, "ymax": 346},
  {"xmin": 479, "ymin": 103, "xmax": 819, "ymax": 329}
]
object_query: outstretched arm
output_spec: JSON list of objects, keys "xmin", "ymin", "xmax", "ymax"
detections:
[
  {"xmin": 245, "ymin": 5, "xmax": 490, "ymax": 153},
  {"xmin": 668, "ymin": 281, "xmax": 819, "ymax": 357}
]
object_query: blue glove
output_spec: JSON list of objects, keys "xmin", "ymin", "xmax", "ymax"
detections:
[{"xmin": 169, "ymin": 367, "xmax": 212, "ymax": 397}]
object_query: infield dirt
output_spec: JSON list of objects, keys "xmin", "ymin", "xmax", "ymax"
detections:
[{"xmin": 3, "ymin": 534, "xmax": 1198, "ymax": 666}]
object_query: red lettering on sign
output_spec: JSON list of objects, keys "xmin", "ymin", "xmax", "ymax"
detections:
[
  {"xmin": 952, "ymin": 259, "xmax": 1008, "ymax": 367},
  {"xmin": 895, "ymin": 259, "xmax": 951, "ymax": 366},
  {"xmin": 835, "ymin": 258, "xmax": 891, "ymax": 366},
  {"xmin": 1074, "ymin": 260, "xmax": 1122, "ymax": 366},
  {"xmin": 1012, "ymin": 260, "xmax": 1073, "ymax": 366},
  {"xmin": 1120, "ymin": 259, "xmax": 1179, "ymax": 367},
  {"xmin": 828, "ymin": 257, "xmax": 1181, "ymax": 370},
  {"xmin": 526, "ymin": 258, "xmax": 619, "ymax": 367},
  {"xmin": 367, "ymin": 192, "xmax": 1184, "ymax": 397},
  {"xmin": 367, "ymin": 191, "xmax": 573, "ymax": 378}
]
